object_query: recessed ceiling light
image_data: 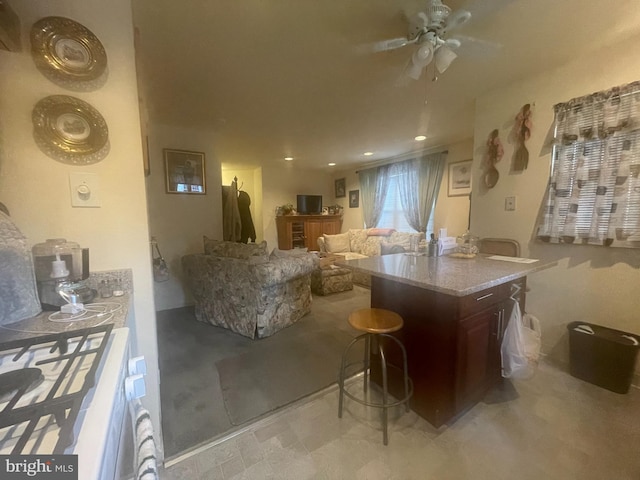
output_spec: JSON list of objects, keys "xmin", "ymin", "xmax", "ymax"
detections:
[
  {"xmin": 284, "ymin": 156, "xmax": 294, "ymax": 161},
  {"xmin": 328, "ymin": 162, "xmax": 336, "ymax": 166},
  {"xmin": 415, "ymin": 135, "xmax": 427, "ymax": 141},
  {"xmin": 363, "ymin": 152, "xmax": 373, "ymax": 156}
]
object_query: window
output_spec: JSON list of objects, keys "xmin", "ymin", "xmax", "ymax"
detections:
[
  {"xmin": 536, "ymin": 81, "xmax": 640, "ymax": 248},
  {"xmin": 377, "ymin": 172, "xmax": 435, "ymax": 234}
]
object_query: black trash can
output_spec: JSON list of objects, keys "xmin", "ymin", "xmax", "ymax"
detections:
[{"xmin": 568, "ymin": 321, "xmax": 640, "ymax": 394}]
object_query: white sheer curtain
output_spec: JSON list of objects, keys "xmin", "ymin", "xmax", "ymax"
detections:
[
  {"xmin": 395, "ymin": 152, "xmax": 446, "ymax": 232},
  {"xmin": 358, "ymin": 164, "xmax": 392, "ymax": 228},
  {"xmin": 536, "ymin": 80, "xmax": 640, "ymax": 247}
]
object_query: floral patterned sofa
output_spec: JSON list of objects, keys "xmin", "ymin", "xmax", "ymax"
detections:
[
  {"xmin": 182, "ymin": 238, "xmax": 316, "ymax": 339},
  {"xmin": 317, "ymin": 228, "xmax": 423, "ymax": 286}
]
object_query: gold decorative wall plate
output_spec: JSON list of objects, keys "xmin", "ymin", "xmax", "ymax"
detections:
[
  {"xmin": 31, "ymin": 16, "xmax": 107, "ymax": 83},
  {"xmin": 32, "ymin": 95, "xmax": 109, "ymax": 165}
]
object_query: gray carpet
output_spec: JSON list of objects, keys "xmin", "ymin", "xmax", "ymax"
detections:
[
  {"xmin": 156, "ymin": 286, "xmax": 370, "ymax": 460},
  {"xmin": 217, "ymin": 329, "xmax": 354, "ymax": 426}
]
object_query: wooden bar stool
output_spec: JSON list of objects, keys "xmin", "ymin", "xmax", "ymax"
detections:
[{"xmin": 338, "ymin": 307, "xmax": 413, "ymax": 445}]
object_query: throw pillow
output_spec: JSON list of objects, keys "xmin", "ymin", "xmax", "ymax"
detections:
[
  {"xmin": 270, "ymin": 247, "xmax": 309, "ymax": 259},
  {"xmin": 348, "ymin": 229, "xmax": 368, "ymax": 254},
  {"xmin": 367, "ymin": 228, "xmax": 396, "ymax": 236},
  {"xmin": 323, "ymin": 233, "xmax": 351, "ymax": 253},
  {"xmin": 380, "ymin": 243, "xmax": 405, "ymax": 255}
]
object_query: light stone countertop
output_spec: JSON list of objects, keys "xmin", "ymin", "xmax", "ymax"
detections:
[
  {"xmin": 0, "ymin": 294, "xmax": 131, "ymax": 342},
  {"xmin": 340, "ymin": 253, "xmax": 557, "ymax": 297}
]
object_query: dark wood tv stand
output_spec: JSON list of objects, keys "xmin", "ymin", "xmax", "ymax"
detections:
[{"xmin": 276, "ymin": 215, "xmax": 342, "ymax": 251}]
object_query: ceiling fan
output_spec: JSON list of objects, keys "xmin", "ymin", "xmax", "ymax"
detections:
[{"xmin": 374, "ymin": 0, "xmax": 476, "ymax": 80}]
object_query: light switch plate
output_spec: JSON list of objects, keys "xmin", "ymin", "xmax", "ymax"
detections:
[
  {"xmin": 505, "ymin": 196, "xmax": 516, "ymax": 211},
  {"xmin": 69, "ymin": 172, "xmax": 101, "ymax": 208}
]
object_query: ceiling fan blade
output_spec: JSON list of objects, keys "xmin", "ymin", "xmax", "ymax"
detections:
[
  {"xmin": 452, "ymin": 34, "xmax": 503, "ymax": 56},
  {"xmin": 407, "ymin": 11, "xmax": 429, "ymax": 40},
  {"xmin": 444, "ymin": 9, "xmax": 472, "ymax": 33},
  {"xmin": 444, "ymin": 38, "xmax": 461, "ymax": 50},
  {"xmin": 371, "ymin": 36, "xmax": 411, "ymax": 52}
]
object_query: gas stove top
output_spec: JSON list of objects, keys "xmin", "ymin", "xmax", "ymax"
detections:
[{"xmin": 0, "ymin": 324, "xmax": 114, "ymax": 455}]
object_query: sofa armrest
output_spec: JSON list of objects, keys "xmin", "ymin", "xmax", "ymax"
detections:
[
  {"xmin": 254, "ymin": 255, "xmax": 316, "ymax": 287},
  {"xmin": 317, "ymin": 236, "xmax": 327, "ymax": 253}
]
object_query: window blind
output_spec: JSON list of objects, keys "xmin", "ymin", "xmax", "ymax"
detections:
[{"xmin": 536, "ymin": 81, "xmax": 640, "ymax": 247}]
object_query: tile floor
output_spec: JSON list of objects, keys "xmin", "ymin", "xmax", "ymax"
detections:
[{"xmin": 159, "ymin": 360, "xmax": 640, "ymax": 479}]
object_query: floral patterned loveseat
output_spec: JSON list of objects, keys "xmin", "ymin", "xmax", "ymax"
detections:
[{"xmin": 182, "ymin": 238, "xmax": 316, "ymax": 339}]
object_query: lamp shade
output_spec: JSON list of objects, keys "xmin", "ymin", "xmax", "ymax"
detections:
[
  {"xmin": 412, "ymin": 42, "xmax": 434, "ymax": 69},
  {"xmin": 435, "ymin": 45, "xmax": 457, "ymax": 73}
]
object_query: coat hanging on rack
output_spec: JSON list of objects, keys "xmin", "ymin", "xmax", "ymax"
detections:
[
  {"xmin": 238, "ymin": 190, "xmax": 256, "ymax": 243},
  {"xmin": 222, "ymin": 178, "xmax": 242, "ymax": 242}
]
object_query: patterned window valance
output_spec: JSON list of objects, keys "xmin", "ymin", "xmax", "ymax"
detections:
[{"xmin": 536, "ymin": 81, "xmax": 640, "ymax": 248}]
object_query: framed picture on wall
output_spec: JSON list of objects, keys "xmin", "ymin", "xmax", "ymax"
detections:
[
  {"xmin": 349, "ymin": 190, "xmax": 359, "ymax": 208},
  {"xmin": 335, "ymin": 177, "xmax": 346, "ymax": 198},
  {"xmin": 448, "ymin": 160, "xmax": 472, "ymax": 197},
  {"xmin": 164, "ymin": 148, "xmax": 206, "ymax": 194}
]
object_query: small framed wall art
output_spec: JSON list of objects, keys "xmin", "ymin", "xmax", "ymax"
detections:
[
  {"xmin": 448, "ymin": 160, "xmax": 472, "ymax": 197},
  {"xmin": 164, "ymin": 148, "xmax": 206, "ymax": 194},
  {"xmin": 349, "ymin": 190, "xmax": 359, "ymax": 208},
  {"xmin": 335, "ymin": 177, "xmax": 346, "ymax": 198}
]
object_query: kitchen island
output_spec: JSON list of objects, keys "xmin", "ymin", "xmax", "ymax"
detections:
[{"xmin": 341, "ymin": 253, "xmax": 556, "ymax": 428}]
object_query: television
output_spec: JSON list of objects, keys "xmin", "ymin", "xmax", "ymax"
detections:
[{"xmin": 296, "ymin": 195, "xmax": 322, "ymax": 215}]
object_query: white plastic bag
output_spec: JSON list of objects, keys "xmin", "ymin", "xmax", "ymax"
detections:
[{"xmin": 501, "ymin": 300, "xmax": 542, "ymax": 379}]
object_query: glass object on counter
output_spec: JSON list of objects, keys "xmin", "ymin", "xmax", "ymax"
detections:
[
  {"xmin": 456, "ymin": 231, "xmax": 479, "ymax": 255},
  {"xmin": 428, "ymin": 233, "xmax": 437, "ymax": 257},
  {"xmin": 112, "ymin": 278, "xmax": 124, "ymax": 297},
  {"xmin": 99, "ymin": 279, "xmax": 112, "ymax": 298}
]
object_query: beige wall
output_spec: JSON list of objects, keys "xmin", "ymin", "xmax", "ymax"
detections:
[
  {"xmin": 146, "ymin": 124, "xmax": 223, "ymax": 310},
  {"xmin": 261, "ymin": 165, "xmax": 334, "ymax": 250},
  {"xmin": 334, "ymin": 139, "xmax": 473, "ymax": 237},
  {"xmin": 472, "ymin": 33, "xmax": 640, "ymax": 376},
  {"xmin": 0, "ymin": 0, "xmax": 164, "ymax": 459}
]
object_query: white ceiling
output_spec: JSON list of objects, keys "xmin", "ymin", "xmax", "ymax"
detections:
[{"xmin": 132, "ymin": 0, "xmax": 640, "ymax": 171}]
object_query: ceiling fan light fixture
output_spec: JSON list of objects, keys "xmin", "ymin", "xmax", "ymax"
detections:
[
  {"xmin": 435, "ymin": 45, "xmax": 457, "ymax": 73},
  {"xmin": 405, "ymin": 60, "xmax": 425, "ymax": 80},
  {"xmin": 412, "ymin": 41, "xmax": 434, "ymax": 67}
]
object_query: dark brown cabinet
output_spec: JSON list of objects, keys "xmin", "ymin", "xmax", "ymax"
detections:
[
  {"xmin": 276, "ymin": 215, "xmax": 342, "ymax": 251},
  {"xmin": 371, "ymin": 275, "xmax": 524, "ymax": 428},
  {"xmin": 455, "ymin": 304, "xmax": 504, "ymax": 411}
]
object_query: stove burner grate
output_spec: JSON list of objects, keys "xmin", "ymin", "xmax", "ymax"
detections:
[
  {"xmin": 0, "ymin": 324, "xmax": 114, "ymax": 454},
  {"xmin": 0, "ymin": 368, "xmax": 44, "ymax": 404}
]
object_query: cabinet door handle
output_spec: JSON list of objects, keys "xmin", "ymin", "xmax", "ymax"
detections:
[
  {"xmin": 493, "ymin": 311, "xmax": 500, "ymax": 337},
  {"xmin": 475, "ymin": 292, "xmax": 494, "ymax": 301},
  {"xmin": 498, "ymin": 308, "xmax": 505, "ymax": 341}
]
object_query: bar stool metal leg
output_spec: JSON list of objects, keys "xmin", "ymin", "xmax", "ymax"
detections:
[
  {"xmin": 363, "ymin": 334, "xmax": 370, "ymax": 393},
  {"xmin": 379, "ymin": 342, "xmax": 389, "ymax": 446}
]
